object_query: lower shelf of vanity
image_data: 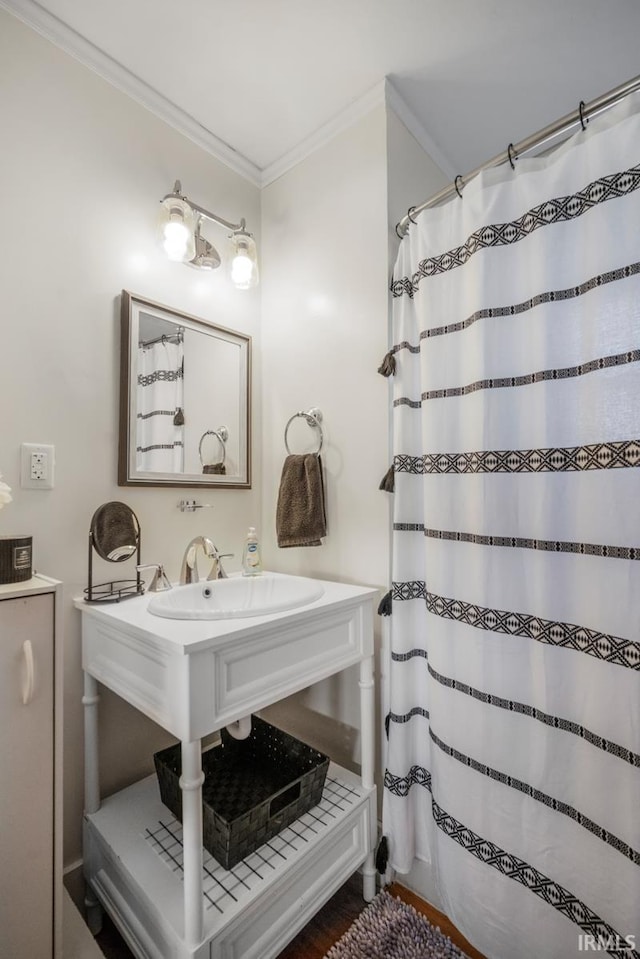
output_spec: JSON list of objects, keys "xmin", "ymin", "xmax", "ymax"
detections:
[{"xmin": 84, "ymin": 762, "xmax": 375, "ymax": 959}]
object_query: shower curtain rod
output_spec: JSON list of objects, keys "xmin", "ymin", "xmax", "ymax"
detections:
[
  {"xmin": 140, "ymin": 327, "xmax": 185, "ymax": 347},
  {"xmin": 396, "ymin": 72, "xmax": 640, "ymax": 237}
]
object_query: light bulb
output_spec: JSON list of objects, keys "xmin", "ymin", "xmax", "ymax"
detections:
[
  {"xmin": 163, "ymin": 220, "xmax": 191, "ymax": 261},
  {"xmin": 157, "ymin": 194, "xmax": 196, "ymax": 263},
  {"xmin": 229, "ymin": 231, "xmax": 259, "ymax": 289},
  {"xmin": 231, "ymin": 251, "xmax": 254, "ymax": 287}
]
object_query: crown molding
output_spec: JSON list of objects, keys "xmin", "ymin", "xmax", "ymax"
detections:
[
  {"xmin": 0, "ymin": 0, "xmax": 262, "ymax": 186},
  {"xmin": 262, "ymin": 77, "xmax": 458, "ymax": 187},
  {"xmin": 384, "ymin": 77, "xmax": 457, "ymax": 180},
  {"xmin": 261, "ymin": 80, "xmax": 387, "ymax": 187}
]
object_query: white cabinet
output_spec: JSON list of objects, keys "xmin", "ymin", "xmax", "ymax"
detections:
[
  {"xmin": 0, "ymin": 575, "xmax": 62, "ymax": 959},
  {"xmin": 78, "ymin": 575, "xmax": 377, "ymax": 959}
]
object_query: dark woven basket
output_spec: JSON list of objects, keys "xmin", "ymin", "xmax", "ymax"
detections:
[{"xmin": 154, "ymin": 716, "xmax": 329, "ymax": 869}]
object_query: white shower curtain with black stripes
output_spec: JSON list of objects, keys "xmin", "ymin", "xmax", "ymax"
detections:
[
  {"xmin": 383, "ymin": 94, "xmax": 640, "ymax": 959},
  {"xmin": 136, "ymin": 339, "xmax": 184, "ymax": 473}
]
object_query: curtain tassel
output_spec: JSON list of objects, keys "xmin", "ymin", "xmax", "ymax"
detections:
[
  {"xmin": 378, "ymin": 590, "xmax": 392, "ymax": 617},
  {"xmin": 173, "ymin": 407, "xmax": 185, "ymax": 426},
  {"xmin": 375, "ymin": 835, "xmax": 389, "ymax": 874},
  {"xmin": 384, "ymin": 712, "xmax": 391, "ymax": 739},
  {"xmin": 379, "ymin": 464, "xmax": 395, "ymax": 492},
  {"xmin": 377, "ymin": 350, "xmax": 396, "ymax": 377}
]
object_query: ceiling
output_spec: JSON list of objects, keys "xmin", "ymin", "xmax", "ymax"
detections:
[{"xmin": 4, "ymin": 0, "xmax": 640, "ymax": 184}]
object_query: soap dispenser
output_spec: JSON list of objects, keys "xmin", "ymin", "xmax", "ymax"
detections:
[{"xmin": 242, "ymin": 526, "xmax": 263, "ymax": 576}]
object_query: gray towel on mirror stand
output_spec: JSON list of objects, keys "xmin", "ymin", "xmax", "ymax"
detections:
[{"xmin": 276, "ymin": 454, "xmax": 327, "ymax": 547}]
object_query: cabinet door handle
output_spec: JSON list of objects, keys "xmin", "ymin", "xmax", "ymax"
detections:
[{"xmin": 22, "ymin": 639, "xmax": 35, "ymax": 705}]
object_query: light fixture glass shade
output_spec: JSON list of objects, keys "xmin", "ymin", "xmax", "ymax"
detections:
[
  {"xmin": 229, "ymin": 230, "xmax": 259, "ymax": 289},
  {"xmin": 158, "ymin": 195, "xmax": 196, "ymax": 262}
]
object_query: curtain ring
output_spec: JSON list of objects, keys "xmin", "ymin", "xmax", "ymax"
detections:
[
  {"xmin": 579, "ymin": 100, "xmax": 588, "ymax": 131},
  {"xmin": 507, "ymin": 143, "xmax": 517, "ymax": 170},
  {"xmin": 454, "ymin": 175, "xmax": 464, "ymax": 198},
  {"xmin": 407, "ymin": 206, "xmax": 418, "ymax": 224},
  {"xmin": 395, "ymin": 221, "xmax": 404, "ymax": 239}
]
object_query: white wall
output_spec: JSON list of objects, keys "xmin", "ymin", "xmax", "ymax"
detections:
[
  {"xmin": 258, "ymin": 102, "xmax": 451, "ymax": 873},
  {"xmin": 386, "ymin": 104, "xmax": 450, "ymax": 266},
  {"xmin": 259, "ymin": 106, "xmax": 391, "ymax": 773},
  {"xmin": 0, "ymin": 10, "xmax": 261, "ymax": 864}
]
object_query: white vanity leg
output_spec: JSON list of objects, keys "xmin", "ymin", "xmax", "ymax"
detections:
[
  {"xmin": 82, "ymin": 673, "xmax": 103, "ymax": 934},
  {"xmin": 84, "ymin": 888, "xmax": 103, "ymax": 936},
  {"xmin": 181, "ymin": 740, "xmax": 205, "ymax": 948},
  {"xmin": 359, "ymin": 655, "xmax": 376, "ymax": 902},
  {"xmin": 83, "ymin": 673, "xmax": 101, "ymax": 815}
]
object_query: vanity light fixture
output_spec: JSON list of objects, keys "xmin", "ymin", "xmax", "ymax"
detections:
[{"xmin": 158, "ymin": 181, "xmax": 259, "ymax": 288}]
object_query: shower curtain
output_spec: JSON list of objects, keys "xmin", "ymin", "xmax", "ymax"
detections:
[
  {"xmin": 136, "ymin": 339, "xmax": 184, "ymax": 473},
  {"xmin": 383, "ymin": 96, "xmax": 640, "ymax": 959}
]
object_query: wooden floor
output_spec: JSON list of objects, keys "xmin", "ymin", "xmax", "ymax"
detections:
[{"xmin": 95, "ymin": 874, "xmax": 487, "ymax": 959}]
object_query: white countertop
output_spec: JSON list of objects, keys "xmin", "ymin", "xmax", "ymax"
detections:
[
  {"xmin": 75, "ymin": 571, "xmax": 378, "ymax": 655},
  {"xmin": 0, "ymin": 573, "xmax": 60, "ymax": 598}
]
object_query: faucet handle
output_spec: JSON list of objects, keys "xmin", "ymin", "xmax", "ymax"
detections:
[
  {"xmin": 207, "ymin": 552, "xmax": 234, "ymax": 580},
  {"xmin": 136, "ymin": 563, "xmax": 173, "ymax": 592}
]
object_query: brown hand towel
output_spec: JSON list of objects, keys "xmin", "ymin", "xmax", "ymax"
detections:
[{"xmin": 276, "ymin": 454, "xmax": 327, "ymax": 548}]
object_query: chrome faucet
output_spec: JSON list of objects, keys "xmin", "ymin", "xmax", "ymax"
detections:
[{"xmin": 179, "ymin": 536, "xmax": 233, "ymax": 583}]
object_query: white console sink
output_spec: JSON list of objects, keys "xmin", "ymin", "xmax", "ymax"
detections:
[
  {"xmin": 148, "ymin": 572, "xmax": 325, "ymax": 621},
  {"xmin": 76, "ymin": 571, "xmax": 376, "ymax": 742},
  {"xmin": 77, "ymin": 571, "xmax": 378, "ymax": 958}
]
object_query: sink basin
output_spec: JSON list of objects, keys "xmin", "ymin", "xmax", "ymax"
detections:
[{"xmin": 147, "ymin": 572, "xmax": 325, "ymax": 621}]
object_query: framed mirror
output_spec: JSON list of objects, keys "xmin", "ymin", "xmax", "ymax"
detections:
[{"xmin": 119, "ymin": 291, "xmax": 251, "ymax": 488}]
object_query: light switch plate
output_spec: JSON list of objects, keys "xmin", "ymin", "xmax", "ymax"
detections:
[{"xmin": 21, "ymin": 443, "xmax": 55, "ymax": 489}]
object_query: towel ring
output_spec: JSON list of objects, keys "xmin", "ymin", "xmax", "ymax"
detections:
[
  {"xmin": 199, "ymin": 427, "xmax": 228, "ymax": 467},
  {"xmin": 284, "ymin": 408, "xmax": 324, "ymax": 455}
]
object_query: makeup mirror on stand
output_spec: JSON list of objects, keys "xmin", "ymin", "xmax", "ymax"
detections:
[{"xmin": 84, "ymin": 501, "xmax": 144, "ymax": 603}]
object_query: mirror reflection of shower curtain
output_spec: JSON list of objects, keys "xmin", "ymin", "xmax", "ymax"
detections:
[{"xmin": 136, "ymin": 340, "xmax": 184, "ymax": 472}]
